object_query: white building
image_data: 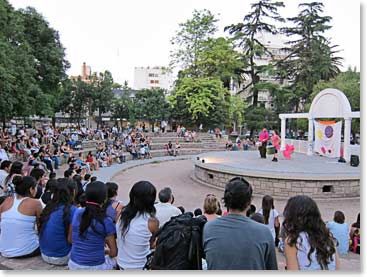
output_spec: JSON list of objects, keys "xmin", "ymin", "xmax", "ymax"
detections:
[
  {"xmin": 234, "ymin": 32, "xmax": 290, "ymax": 109},
  {"xmin": 133, "ymin": 66, "xmax": 174, "ymax": 94}
]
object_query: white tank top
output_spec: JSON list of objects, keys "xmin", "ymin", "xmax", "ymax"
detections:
[
  {"xmin": 116, "ymin": 213, "xmax": 151, "ymax": 269},
  {"xmin": 0, "ymin": 196, "xmax": 39, "ymax": 257}
]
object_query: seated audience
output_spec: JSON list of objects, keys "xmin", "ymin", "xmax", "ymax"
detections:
[
  {"xmin": 0, "ymin": 176, "xmax": 42, "ymax": 258},
  {"xmin": 203, "ymin": 194, "xmax": 220, "ymax": 222},
  {"xmin": 258, "ymin": 195, "xmax": 280, "ymax": 243},
  {"xmin": 326, "ymin": 211, "xmax": 349, "ymax": 255},
  {"xmin": 39, "ymin": 181, "xmax": 77, "ymax": 265},
  {"xmin": 68, "ymin": 181, "xmax": 117, "ymax": 270},
  {"xmin": 104, "ymin": 182, "xmax": 123, "ymax": 223},
  {"xmin": 283, "ymin": 195, "xmax": 340, "ymax": 270},
  {"xmin": 154, "ymin": 187, "xmax": 182, "ymax": 226},
  {"xmin": 203, "ymin": 177, "xmax": 277, "ymax": 270},
  {"xmin": 117, "ymin": 181, "xmax": 157, "ymax": 270}
]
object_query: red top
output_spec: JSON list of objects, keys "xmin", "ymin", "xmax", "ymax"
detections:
[{"xmin": 259, "ymin": 131, "xmax": 269, "ymax": 143}]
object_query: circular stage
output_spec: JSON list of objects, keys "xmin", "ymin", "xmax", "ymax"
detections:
[{"xmin": 193, "ymin": 151, "xmax": 360, "ymax": 199}]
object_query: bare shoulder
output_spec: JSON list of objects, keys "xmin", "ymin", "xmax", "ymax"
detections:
[{"xmin": 0, "ymin": 197, "xmax": 14, "ymax": 213}]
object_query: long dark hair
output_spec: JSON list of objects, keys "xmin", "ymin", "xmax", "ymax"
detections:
[
  {"xmin": 4, "ymin": 161, "xmax": 23, "ymax": 185},
  {"xmin": 105, "ymin": 182, "xmax": 119, "ymax": 208},
  {"xmin": 283, "ymin": 195, "xmax": 335, "ymax": 269},
  {"xmin": 352, "ymin": 213, "xmax": 360, "ymax": 228},
  {"xmin": 38, "ymin": 181, "xmax": 73, "ymax": 239},
  {"xmin": 262, "ymin": 195, "xmax": 274, "ymax": 225},
  {"xmin": 79, "ymin": 181, "xmax": 107, "ymax": 237},
  {"xmin": 13, "ymin": 175, "xmax": 36, "ymax": 197},
  {"xmin": 120, "ymin": 181, "xmax": 156, "ymax": 237}
]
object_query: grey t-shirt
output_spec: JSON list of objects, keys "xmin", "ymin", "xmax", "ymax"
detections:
[{"xmin": 203, "ymin": 213, "xmax": 278, "ymax": 270}]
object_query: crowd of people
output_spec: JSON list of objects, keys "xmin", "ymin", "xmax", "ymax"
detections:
[
  {"xmin": 0, "ymin": 158, "xmax": 360, "ymax": 270},
  {"xmin": 0, "ymin": 125, "xmax": 360, "ymax": 271}
]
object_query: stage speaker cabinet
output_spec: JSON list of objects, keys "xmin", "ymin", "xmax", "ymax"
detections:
[{"xmin": 350, "ymin": 155, "xmax": 359, "ymax": 167}]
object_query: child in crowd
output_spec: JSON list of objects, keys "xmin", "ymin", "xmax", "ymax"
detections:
[
  {"xmin": 68, "ymin": 181, "xmax": 117, "ymax": 270},
  {"xmin": 39, "ymin": 180, "xmax": 77, "ymax": 265}
]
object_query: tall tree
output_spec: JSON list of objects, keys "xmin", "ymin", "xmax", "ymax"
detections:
[
  {"xmin": 133, "ymin": 89, "xmax": 170, "ymax": 129},
  {"xmin": 169, "ymin": 77, "xmax": 229, "ymax": 128},
  {"xmin": 170, "ymin": 9, "xmax": 218, "ymax": 78},
  {"xmin": 0, "ymin": 0, "xmax": 36, "ymax": 126},
  {"xmin": 225, "ymin": 0, "xmax": 285, "ymax": 107},
  {"xmin": 112, "ymin": 94, "xmax": 133, "ymax": 129},
  {"xmin": 91, "ymin": 71, "xmax": 114, "ymax": 128},
  {"xmin": 277, "ymin": 2, "xmax": 342, "ymax": 112}
]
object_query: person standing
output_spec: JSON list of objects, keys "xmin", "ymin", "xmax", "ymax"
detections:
[
  {"xmin": 271, "ymin": 130, "xmax": 281, "ymax": 162},
  {"xmin": 203, "ymin": 177, "xmax": 278, "ymax": 270},
  {"xmin": 259, "ymin": 128, "xmax": 269, "ymax": 159}
]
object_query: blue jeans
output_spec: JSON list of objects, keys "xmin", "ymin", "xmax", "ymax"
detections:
[{"xmin": 52, "ymin": 156, "xmax": 60, "ymax": 169}]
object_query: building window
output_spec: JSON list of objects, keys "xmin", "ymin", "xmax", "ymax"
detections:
[
  {"xmin": 154, "ymin": 80, "xmax": 159, "ymax": 84},
  {"xmin": 148, "ymin": 73, "xmax": 154, "ymax": 77},
  {"xmin": 150, "ymin": 80, "xmax": 155, "ymax": 84}
]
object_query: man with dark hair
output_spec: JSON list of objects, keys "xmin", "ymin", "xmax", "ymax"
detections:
[
  {"xmin": 203, "ymin": 177, "xmax": 277, "ymax": 270},
  {"xmin": 64, "ymin": 169, "xmax": 75, "ymax": 179},
  {"xmin": 154, "ymin": 187, "xmax": 181, "ymax": 226}
]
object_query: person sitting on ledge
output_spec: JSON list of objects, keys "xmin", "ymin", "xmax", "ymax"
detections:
[
  {"xmin": 38, "ymin": 180, "xmax": 77, "ymax": 265},
  {"xmin": 203, "ymin": 177, "xmax": 277, "ymax": 270},
  {"xmin": 0, "ymin": 176, "xmax": 42, "ymax": 258}
]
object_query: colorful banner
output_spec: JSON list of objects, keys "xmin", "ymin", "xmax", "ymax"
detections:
[{"xmin": 314, "ymin": 120, "xmax": 342, "ymax": 158}]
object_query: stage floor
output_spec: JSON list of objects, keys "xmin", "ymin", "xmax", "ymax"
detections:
[{"xmin": 195, "ymin": 150, "xmax": 360, "ymax": 180}]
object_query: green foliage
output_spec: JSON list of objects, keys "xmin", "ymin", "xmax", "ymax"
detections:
[
  {"xmin": 90, "ymin": 71, "xmax": 114, "ymax": 127},
  {"xmin": 170, "ymin": 9, "xmax": 218, "ymax": 77},
  {"xmin": 170, "ymin": 77, "xmax": 229, "ymax": 127},
  {"xmin": 225, "ymin": 0, "xmax": 285, "ymax": 107},
  {"xmin": 0, "ymin": 0, "xmax": 68, "ymax": 124},
  {"xmin": 228, "ymin": 95, "xmax": 247, "ymax": 129},
  {"xmin": 277, "ymin": 2, "xmax": 342, "ymax": 111},
  {"xmin": 133, "ymin": 89, "xmax": 171, "ymax": 127},
  {"xmin": 112, "ymin": 93, "xmax": 133, "ymax": 125}
]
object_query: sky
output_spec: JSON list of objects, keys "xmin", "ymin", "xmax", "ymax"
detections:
[{"xmin": 8, "ymin": 0, "xmax": 361, "ymax": 87}]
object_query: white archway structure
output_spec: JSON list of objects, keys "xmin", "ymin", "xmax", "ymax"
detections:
[{"xmin": 279, "ymin": 88, "xmax": 360, "ymax": 162}]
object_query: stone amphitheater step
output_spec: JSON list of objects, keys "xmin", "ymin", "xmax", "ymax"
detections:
[{"xmin": 149, "ymin": 142, "xmax": 203, "ymax": 150}]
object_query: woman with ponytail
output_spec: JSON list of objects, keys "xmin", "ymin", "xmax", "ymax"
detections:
[
  {"xmin": 0, "ymin": 176, "xmax": 42, "ymax": 258},
  {"xmin": 68, "ymin": 181, "xmax": 117, "ymax": 270},
  {"xmin": 283, "ymin": 195, "xmax": 340, "ymax": 270},
  {"xmin": 117, "ymin": 180, "xmax": 157, "ymax": 270},
  {"xmin": 259, "ymin": 195, "xmax": 280, "ymax": 243},
  {"xmin": 38, "ymin": 179, "xmax": 77, "ymax": 265}
]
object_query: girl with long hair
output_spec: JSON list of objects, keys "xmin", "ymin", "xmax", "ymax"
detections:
[
  {"xmin": 38, "ymin": 180, "xmax": 77, "ymax": 265},
  {"xmin": 68, "ymin": 181, "xmax": 117, "ymax": 270},
  {"xmin": 283, "ymin": 195, "xmax": 340, "ymax": 270},
  {"xmin": 0, "ymin": 176, "xmax": 42, "ymax": 258},
  {"xmin": 259, "ymin": 195, "xmax": 280, "ymax": 243},
  {"xmin": 117, "ymin": 180, "xmax": 157, "ymax": 270},
  {"xmin": 104, "ymin": 182, "xmax": 123, "ymax": 223},
  {"xmin": 3, "ymin": 161, "xmax": 23, "ymax": 196}
]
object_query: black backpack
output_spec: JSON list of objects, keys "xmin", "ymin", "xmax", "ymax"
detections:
[{"xmin": 150, "ymin": 213, "xmax": 207, "ymax": 270}]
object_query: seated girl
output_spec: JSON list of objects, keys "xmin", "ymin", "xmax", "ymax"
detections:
[
  {"xmin": 39, "ymin": 181, "xmax": 77, "ymax": 265},
  {"xmin": 68, "ymin": 181, "xmax": 117, "ymax": 270},
  {"xmin": 0, "ymin": 176, "xmax": 42, "ymax": 258}
]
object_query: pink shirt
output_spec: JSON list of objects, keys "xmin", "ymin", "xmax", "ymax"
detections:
[
  {"xmin": 272, "ymin": 134, "xmax": 280, "ymax": 150},
  {"xmin": 259, "ymin": 131, "xmax": 269, "ymax": 143}
]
